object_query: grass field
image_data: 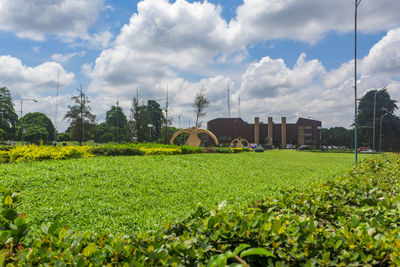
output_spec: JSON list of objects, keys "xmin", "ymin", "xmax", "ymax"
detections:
[{"xmin": 0, "ymin": 150, "xmax": 367, "ymax": 234}]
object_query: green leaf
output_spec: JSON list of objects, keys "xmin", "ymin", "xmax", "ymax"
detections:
[
  {"xmin": 4, "ymin": 195, "xmax": 12, "ymax": 206},
  {"xmin": 48, "ymin": 222, "xmax": 59, "ymax": 235},
  {"xmin": 240, "ymin": 247, "xmax": 275, "ymax": 258},
  {"xmin": 232, "ymin": 244, "xmax": 250, "ymax": 257}
]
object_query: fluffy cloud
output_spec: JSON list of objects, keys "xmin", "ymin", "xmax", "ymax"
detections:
[
  {"xmin": 0, "ymin": 55, "xmax": 75, "ymax": 96},
  {"xmin": 231, "ymin": 0, "xmax": 400, "ymax": 44},
  {"xmin": 238, "ymin": 27, "xmax": 400, "ymax": 128},
  {"xmin": 241, "ymin": 53, "xmax": 325, "ymax": 98},
  {"xmin": 0, "ymin": 0, "xmax": 104, "ymax": 41},
  {"xmin": 51, "ymin": 51, "xmax": 86, "ymax": 64},
  {"xmin": 83, "ymin": 0, "xmax": 400, "ymax": 129}
]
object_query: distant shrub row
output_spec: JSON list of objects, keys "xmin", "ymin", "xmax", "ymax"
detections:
[
  {"xmin": 0, "ymin": 144, "xmax": 249, "ymax": 163},
  {"xmin": 1, "ymin": 154, "xmax": 399, "ymax": 265}
]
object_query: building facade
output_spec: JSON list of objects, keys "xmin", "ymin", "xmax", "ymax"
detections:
[{"xmin": 207, "ymin": 117, "xmax": 322, "ymax": 147}]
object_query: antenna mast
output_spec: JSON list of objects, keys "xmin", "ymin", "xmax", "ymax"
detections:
[
  {"xmin": 164, "ymin": 84, "xmax": 169, "ymax": 143},
  {"xmin": 238, "ymin": 94, "xmax": 241, "ymax": 118},
  {"xmin": 54, "ymin": 70, "xmax": 59, "ymax": 144},
  {"xmin": 227, "ymin": 80, "xmax": 231, "ymax": 118}
]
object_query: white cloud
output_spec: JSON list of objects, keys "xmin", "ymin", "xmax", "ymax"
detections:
[
  {"xmin": 0, "ymin": 55, "xmax": 75, "ymax": 96},
  {"xmin": 82, "ymin": 0, "xmax": 400, "ymax": 129},
  {"xmin": 237, "ymin": 27, "xmax": 400, "ymax": 128},
  {"xmin": 51, "ymin": 51, "xmax": 85, "ymax": 64},
  {"xmin": 88, "ymin": 31, "xmax": 114, "ymax": 49},
  {"xmin": 231, "ymin": 0, "xmax": 400, "ymax": 44},
  {"xmin": 241, "ymin": 53, "xmax": 325, "ymax": 98},
  {"xmin": 0, "ymin": 0, "xmax": 104, "ymax": 41}
]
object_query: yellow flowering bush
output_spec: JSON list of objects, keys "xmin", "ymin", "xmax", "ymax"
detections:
[
  {"xmin": 140, "ymin": 147, "xmax": 182, "ymax": 155},
  {"xmin": 0, "ymin": 145, "xmax": 94, "ymax": 163}
]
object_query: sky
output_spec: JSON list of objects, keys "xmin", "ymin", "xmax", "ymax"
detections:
[{"xmin": 0, "ymin": 0, "xmax": 399, "ymax": 132}]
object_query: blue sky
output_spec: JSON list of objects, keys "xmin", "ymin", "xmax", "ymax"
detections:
[{"xmin": 0, "ymin": 0, "xmax": 399, "ymax": 131}]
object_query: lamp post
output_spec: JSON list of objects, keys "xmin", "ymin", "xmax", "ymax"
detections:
[
  {"xmin": 372, "ymin": 90, "xmax": 378, "ymax": 155},
  {"xmin": 354, "ymin": 0, "xmax": 362, "ymax": 163},
  {"xmin": 20, "ymin": 98, "xmax": 38, "ymax": 144},
  {"xmin": 76, "ymin": 86, "xmax": 84, "ymax": 145},
  {"xmin": 317, "ymin": 126, "xmax": 324, "ymax": 152},
  {"xmin": 379, "ymin": 112, "xmax": 388, "ymax": 153},
  {"xmin": 148, "ymin": 124, "xmax": 153, "ymax": 142}
]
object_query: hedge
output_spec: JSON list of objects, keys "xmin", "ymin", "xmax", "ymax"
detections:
[{"xmin": 1, "ymin": 154, "xmax": 400, "ymax": 265}]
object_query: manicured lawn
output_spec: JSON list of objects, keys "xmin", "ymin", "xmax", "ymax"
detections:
[{"xmin": 0, "ymin": 150, "xmax": 367, "ymax": 234}]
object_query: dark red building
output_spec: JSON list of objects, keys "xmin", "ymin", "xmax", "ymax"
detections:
[{"xmin": 207, "ymin": 117, "xmax": 322, "ymax": 147}]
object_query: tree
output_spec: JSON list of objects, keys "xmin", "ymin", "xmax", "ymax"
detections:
[
  {"xmin": 0, "ymin": 87, "xmax": 18, "ymax": 140},
  {"xmin": 129, "ymin": 95, "xmax": 164, "ymax": 142},
  {"xmin": 24, "ymin": 125, "xmax": 48, "ymax": 143},
  {"xmin": 193, "ymin": 89, "xmax": 209, "ymax": 128},
  {"xmin": 147, "ymin": 100, "xmax": 164, "ymax": 141},
  {"xmin": 321, "ymin": 127, "xmax": 353, "ymax": 148},
  {"xmin": 105, "ymin": 105, "xmax": 128, "ymax": 142},
  {"xmin": 64, "ymin": 92, "xmax": 96, "ymax": 145},
  {"xmin": 17, "ymin": 112, "xmax": 55, "ymax": 142},
  {"xmin": 357, "ymin": 88, "xmax": 400, "ymax": 151}
]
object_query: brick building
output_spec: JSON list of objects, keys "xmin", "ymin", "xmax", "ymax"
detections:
[{"xmin": 207, "ymin": 117, "xmax": 322, "ymax": 148}]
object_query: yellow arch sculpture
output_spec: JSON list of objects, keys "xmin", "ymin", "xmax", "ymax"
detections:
[
  {"xmin": 230, "ymin": 137, "xmax": 250, "ymax": 148},
  {"xmin": 170, "ymin": 127, "xmax": 219, "ymax": 147}
]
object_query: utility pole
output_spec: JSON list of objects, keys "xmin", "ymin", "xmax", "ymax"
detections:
[
  {"xmin": 164, "ymin": 85, "xmax": 169, "ymax": 143},
  {"xmin": 116, "ymin": 99, "xmax": 119, "ymax": 143},
  {"xmin": 76, "ymin": 85, "xmax": 84, "ymax": 145},
  {"xmin": 354, "ymin": 0, "xmax": 362, "ymax": 163},
  {"xmin": 54, "ymin": 70, "xmax": 59, "ymax": 145},
  {"xmin": 227, "ymin": 80, "xmax": 231, "ymax": 118},
  {"xmin": 372, "ymin": 90, "xmax": 378, "ymax": 155},
  {"xmin": 238, "ymin": 94, "xmax": 241, "ymax": 118}
]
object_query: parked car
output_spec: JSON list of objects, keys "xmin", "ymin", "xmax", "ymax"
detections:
[
  {"xmin": 358, "ymin": 147, "xmax": 374, "ymax": 153},
  {"xmin": 298, "ymin": 145, "xmax": 310, "ymax": 150}
]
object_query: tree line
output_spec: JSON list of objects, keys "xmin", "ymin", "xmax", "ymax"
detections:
[
  {"xmin": 321, "ymin": 88, "xmax": 400, "ymax": 151},
  {"xmin": 0, "ymin": 86, "xmax": 210, "ymax": 145}
]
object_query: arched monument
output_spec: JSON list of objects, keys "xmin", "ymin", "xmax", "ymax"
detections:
[
  {"xmin": 170, "ymin": 127, "xmax": 219, "ymax": 147},
  {"xmin": 230, "ymin": 137, "xmax": 250, "ymax": 148}
]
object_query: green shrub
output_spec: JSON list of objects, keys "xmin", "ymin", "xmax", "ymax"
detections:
[
  {"xmin": 213, "ymin": 147, "xmax": 232, "ymax": 153},
  {"xmin": 180, "ymin": 145, "xmax": 204, "ymax": 154},
  {"xmin": 3, "ymin": 154, "xmax": 400, "ymax": 265},
  {"xmin": 90, "ymin": 146, "xmax": 144, "ymax": 156}
]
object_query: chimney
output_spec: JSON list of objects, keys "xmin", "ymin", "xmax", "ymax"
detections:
[
  {"xmin": 254, "ymin": 117, "xmax": 259, "ymax": 144},
  {"xmin": 268, "ymin": 117, "xmax": 273, "ymax": 145},
  {"xmin": 281, "ymin": 117, "xmax": 287, "ymax": 148}
]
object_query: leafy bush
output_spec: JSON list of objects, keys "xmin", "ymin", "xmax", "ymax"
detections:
[
  {"xmin": 0, "ymin": 186, "xmax": 29, "ymax": 252},
  {"xmin": 140, "ymin": 147, "xmax": 182, "ymax": 155},
  {"xmin": 180, "ymin": 145, "xmax": 204, "ymax": 154},
  {"xmin": 90, "ymin": 146, "xmax": 144, "ymax": 156},
  {"xmin": 0, "ymin": 145, "xmax": 93, "ymax": 163},
  {"xmin": 213, "ymin": 147, "xmax": 232, "ymax": 153},
  {"xmin": 2, "ymin": 154, "xmax": 400, "ymax": 265}
]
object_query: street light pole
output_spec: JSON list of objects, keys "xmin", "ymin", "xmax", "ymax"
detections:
[
  {"xmin": 372, "ymin": 90, "xmax": 378, "ymax": 155},
  {"xmin": 76, "ymin": 86, "xmax": 84, "ymax": 145},
  {"xmin": 379, "ymin": 112, "xmax": 388, "ymax": 153},
  {"xmin": 354, "ymin": 0, "xmax": 362, "ymax": 163}
]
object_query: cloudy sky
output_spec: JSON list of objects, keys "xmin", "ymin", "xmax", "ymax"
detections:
[{"xmin": 1, "ymin": 0, "xmax": 399, "ymax": 131}]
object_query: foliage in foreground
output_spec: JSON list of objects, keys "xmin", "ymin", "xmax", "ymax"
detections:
[
  {"xmin": 1, "ymin": 154, "xmax": 400, "ymax": 265},
  {"xmin": 0, "ymin": 144, "xmax": 247, "ymax": 163}
]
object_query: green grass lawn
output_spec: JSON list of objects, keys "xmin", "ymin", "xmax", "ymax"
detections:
[{"xmin": 0, "ymin": 150, "xmax": 368, "ymax": 234}]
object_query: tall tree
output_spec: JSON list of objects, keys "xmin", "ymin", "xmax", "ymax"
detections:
[
  {"xmin": 193, "ymin": 89, "xmax": 209, "ymax": 128},
  {"xmin": 17, "ymin": 112, "xmax": 55, "ymax": 143},
  {"xmin": 105, "ymin": 105, "xmax": 128, "ymax": 142},
  {"xmin": 357, "ymin": 88, "xmax": 400, "ymax": 151},
  {"xmin": 64, "ymin": 92, "xmax": 96, "ymax": 144},
  {"xmin": 0, "ymin": 87, "xmax": 18, "ymax": 140},
  {"xmin": 147, "ymin": 100, "xmax": 164, "ymax": 141}
]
